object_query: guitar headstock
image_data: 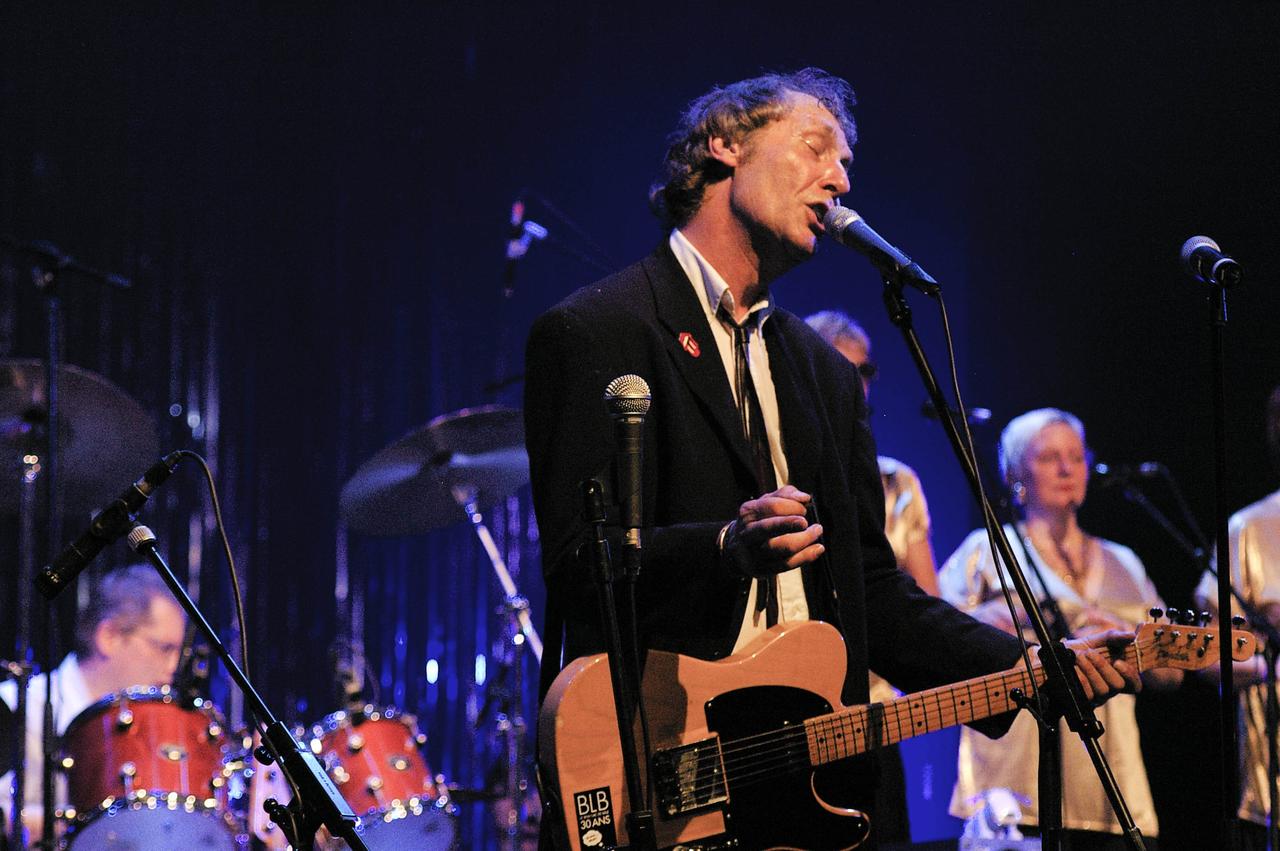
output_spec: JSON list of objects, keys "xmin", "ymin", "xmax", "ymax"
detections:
[{"xmin": 1134, "ymin": 621, "xmax": 1256, "ymax": 671}]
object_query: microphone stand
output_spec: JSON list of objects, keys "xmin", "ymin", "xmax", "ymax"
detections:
[
  {"xmin": 126, "ymin": 525, "xmax": 369, "ymax": 851},
  {"xmin": 1207, "ymin": 275, "xmax": 1243, "ymax": 851},
  {"xmin": 579, "ymin": 480, "xmax": 655, "ymax": 851},
  {"xmin": 7, "ymin": 456, "xmax": 39, "ymax": 850},
  {"xmin": 37, "ymin": 252, "xmax": 66, "ymax": 851},
  {"xmin": 1114, "ymin": 474, "xmax": 1279, "ymax": 848},
  {"xmin": 878, "ymin": 273, "xmax": 1145, "ymax": 851},
  {"xmin": 9, "ymin": 238, "xmax": 130, "ymax": 851},
  {"xmin": 1008, "ymin": 525, "xmax": 1079, "ymax": 844}
]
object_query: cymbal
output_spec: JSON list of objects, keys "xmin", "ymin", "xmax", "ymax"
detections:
[
  {"xmin": 340, "ymin": 405, "xmax": 529, "ymax": 535},
  {"xmin": 0, "ymin": 360, "xmax": 160, "ymax": 519}
]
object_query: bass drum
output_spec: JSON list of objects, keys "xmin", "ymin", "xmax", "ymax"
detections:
[
  {"xmin": 308, "ymin": 705, "xmax": 456, "ymax": 850},
  {"xmin": 58, "ymin": 685, "xmax": 244, "ymax": 849}
]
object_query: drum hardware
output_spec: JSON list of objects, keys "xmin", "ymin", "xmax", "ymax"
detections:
[
  {"xmin": 1, "ymin": 658, "xmax": 28, "ymax": 778},
  {"xmin": 481, "ymin": 593, "xmax": 538, "ymax": 849},
  {"xmin": 339, "ymin": 404, "xmax": 543, "ymax": 846}
]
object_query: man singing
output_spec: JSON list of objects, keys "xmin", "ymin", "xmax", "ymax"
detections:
[{"xmin": 525, "ymin": 67, "xmax": 1138, "ymax": 849}]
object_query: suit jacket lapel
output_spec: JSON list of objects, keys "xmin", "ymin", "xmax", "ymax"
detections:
[
  {"xmin": 764, "ymin": 312, "xmax": 822, "ymax": 496},
  {"xmin": 765, "ymin": 311, "xmax": 840, "ymax": 620},
  {"xmin": 642, "ymin": 245, "xmax": 757, "ymax": 480}
]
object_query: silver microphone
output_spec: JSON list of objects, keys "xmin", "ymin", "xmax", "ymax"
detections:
[
  {"xmin": 1180, "ymin": 235, "xmax": 1242, "ymax": 286},
  {"xmin": 822, "ymin": 206, "xmax": 940, "ymax": 295},
  {"xmin": 603, "ymin": 375, "xmax": 651, "ymax": 548}
]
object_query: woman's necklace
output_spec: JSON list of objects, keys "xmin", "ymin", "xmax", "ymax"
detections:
[{"xmin": 1027, "ymin": 525, "xmax": 1090, "ymax": 593}]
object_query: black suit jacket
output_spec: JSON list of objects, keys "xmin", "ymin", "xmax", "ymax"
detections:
[{"xmin": 524, "ymin": 242, "xmax": 1021, "ymax": 707}]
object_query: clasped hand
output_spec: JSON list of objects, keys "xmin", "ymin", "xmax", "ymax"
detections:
[{"xmin": 721, "ymin": 485, "xmax": 825, "ymax": 579}]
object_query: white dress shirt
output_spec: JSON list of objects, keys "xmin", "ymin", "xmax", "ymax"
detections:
[
  {"xmin": 668, "ymin": 229, "xmax": 809, "ymax": 652},
  {"xmin": 1, "ymin": 653, "xmax": 95, "ymax": 822}
]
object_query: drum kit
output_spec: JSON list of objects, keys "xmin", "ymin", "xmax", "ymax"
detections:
[{"xmin": 2, "ymin": 355, "xmax": 541, "ymax": 849}]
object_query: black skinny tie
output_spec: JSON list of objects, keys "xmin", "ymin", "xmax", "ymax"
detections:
[{"xmin": 722, "ymin": 311, "xmax": 779, "ymax": 624}]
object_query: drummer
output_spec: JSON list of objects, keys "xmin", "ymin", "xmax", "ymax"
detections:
[{"xmin": 1, "ymin": 564, "xmax": 186, "ymax": 839}]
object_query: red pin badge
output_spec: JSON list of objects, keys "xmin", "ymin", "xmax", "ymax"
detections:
[{"xmin": 678, "ymin": 331, "xmax": 701, "ymax": 358}]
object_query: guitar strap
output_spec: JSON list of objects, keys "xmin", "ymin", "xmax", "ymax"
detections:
[
  {"xmin": 537, "ymin": 598, "xmax": 565, "ymax": 701},
  {"xmin": 803, "ymin": 494, "xmax": 845, "ymax": 637}
]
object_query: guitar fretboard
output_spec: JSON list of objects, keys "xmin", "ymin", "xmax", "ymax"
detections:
[{"xmin": 801, "ymin": 644, "xmax": 1137, "ymax": 767}]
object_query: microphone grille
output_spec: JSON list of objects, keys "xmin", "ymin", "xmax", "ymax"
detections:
[
  {"xmin": 1180, "ymin": 235, "xmax": 1219, "ymax": 265},
  {"xmin": 603, "ymin": 374, "xmax": 652, "ymax": 416},
  {"xmin": 822, "ymin": 205, "xmax": 860, "ymax": 235}
]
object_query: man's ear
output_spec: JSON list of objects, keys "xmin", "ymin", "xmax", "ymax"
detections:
[
  {"xmin": 94, "ymin": 620, "xmax": 123, "ymax": 660},
  {"xmin": 707, "ymin": 135, "xmax": 742, "ymax": 169}
]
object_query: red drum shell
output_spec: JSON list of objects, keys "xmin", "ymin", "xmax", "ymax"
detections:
[
  {"xmin": 60, "ymin": 686, "xmax": 233, "ymax": 818},
  {"xmin": 310, "ymin": 706, "xmax": 439, "ymax": 815},
  {"xmin": 311, "ymin": 706, "xmax": 455, "ymax": 849}
]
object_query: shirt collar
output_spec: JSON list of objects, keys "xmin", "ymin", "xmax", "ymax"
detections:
[
  {"xmin": 60, "ymin": 653, "xmax": 90, "ymax": 695},
  {"xmin": 669, "ymin": 229, "xmax": 774, "ymax": 330}
]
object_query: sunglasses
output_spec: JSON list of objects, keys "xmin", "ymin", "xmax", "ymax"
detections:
[{"xmin": 853, "ymin": 361, "xmax": 878, "ymax": 381}]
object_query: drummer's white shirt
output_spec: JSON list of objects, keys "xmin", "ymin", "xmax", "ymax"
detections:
[{"xmin": 0, "ymin": 653, "xmax": 93, "ymax": 820}]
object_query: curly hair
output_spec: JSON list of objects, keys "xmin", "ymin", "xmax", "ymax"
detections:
[{"xmin": 649, "ymin": 68, "xmax": 857, "ymax": 229}]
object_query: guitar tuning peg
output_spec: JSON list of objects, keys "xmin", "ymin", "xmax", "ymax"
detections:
[
  {"xmin": 1198, "ymin": 611, "xmax": 1212, "ymax": 627},
  {"xmin": 1180, "ymin": 609, "xmax": 1198, "ymax": 625},
  {"xmin": 1165, "ymin": 608, "xmax": 1182, "ymax": 624},
  {"xmin": 1149, "ymin": 607, "xmax": 1164, "ymax": 622},
  {"xmin": 1232, "ymin": 615, "xmax": 1247, "ymax": 629}
]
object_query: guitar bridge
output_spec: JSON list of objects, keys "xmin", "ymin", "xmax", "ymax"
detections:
[{"xmin": 651, "ymin": 737, "xmax": 728, "ymax": 818}]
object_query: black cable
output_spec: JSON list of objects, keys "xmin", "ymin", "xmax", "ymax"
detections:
[
  {"xmin": 174, "ymin": 450, "xmax": 307, "ymax": 825},
  {"xmin": 932, "ymin": 292, "xmax": 1043, "ymax": 702},
  {"xmin": 177, "ymin": 450, "xmax": 250, "ymax": 685}
]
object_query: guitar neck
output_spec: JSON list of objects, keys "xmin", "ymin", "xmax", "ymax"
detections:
[{"xmin": 802, "ymin": 644, "xmax": 1135, "ymax": 767}]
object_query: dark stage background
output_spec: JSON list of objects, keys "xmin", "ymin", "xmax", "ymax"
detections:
[{"xmin": 2, "ymin": 4, "xmax": 1278, "ymax": 848}]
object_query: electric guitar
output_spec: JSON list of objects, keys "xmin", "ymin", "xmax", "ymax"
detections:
[{"xmin": 539, "ymin": 619, "xmax": 1254, "ymax": 851}]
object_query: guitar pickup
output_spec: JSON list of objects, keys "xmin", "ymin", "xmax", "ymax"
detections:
[{"xmin": 651, "ymin": 737, "xmax": 729, "ymax": 818}]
